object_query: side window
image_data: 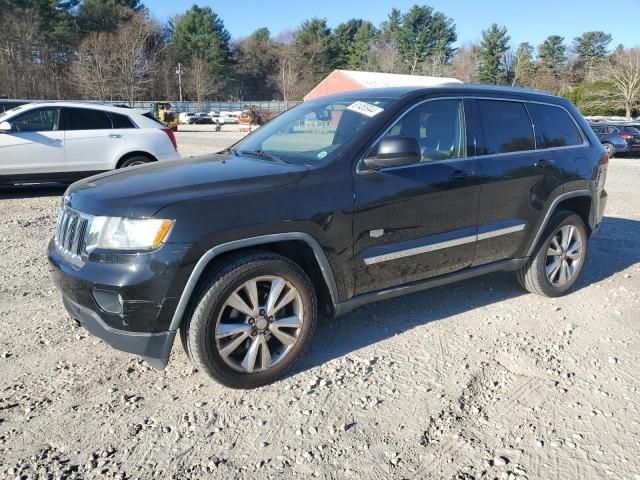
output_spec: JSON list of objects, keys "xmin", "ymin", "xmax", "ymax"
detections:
[
  {"xmin": 606, "ymin": 126, "xmax": 618, "ymax": 134},
  {"xmin": 527, "ymin": 103, "xmax": 584, "ymax": 148},
  {"xmin": 383, "ymin": 99, "xmax": 466, "ymax": 162},
  {"xmin": 476, "ymin": 100, "xmax": 535, "ymax": 154},
  {"xmin": 109, "ymin": 112, "xmax": 135, "ymax": 129},
  {"xmin": 10, "ymin": 108, "xmax": 60, "ymax": 133},
  {"xmin": 66, "ymin": 108, "xmax": 112, "ymax": 131},
  {"xmin": 591, "ymin": 125, "xmax": 603, "ymax": 134}
]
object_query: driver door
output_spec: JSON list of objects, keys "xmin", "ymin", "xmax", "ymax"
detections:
[
  {"xmin": 0, "ymin": 107, "xmax": 66, "ymax": 181},
  {"xmin": 352, "ymin": 98, "xmax": 481, "ymax": 295}
]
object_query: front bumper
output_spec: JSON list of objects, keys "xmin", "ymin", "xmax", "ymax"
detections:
[
  {"xmin": 62, "ymin": 296, "xmax": 175, "ymax": 369},
  {"xmin": 48, "ymin": 239, "xmax": 197, "ymax": 368}
]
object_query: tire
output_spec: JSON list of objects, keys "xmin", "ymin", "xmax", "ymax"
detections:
[
  {"xmin": 602, "ymin": 143, "xmax": 615, "ymax": 158},
  {"xmin": 119, "ymin": 156, "xmax": 152, "ymax": 168},
  {"xmin": 517, "ymin": 210, "xmax": 588, "ymax": 297},
  {"xmin": 180, "ymin": 251, "xmax": 317, "ymax": 389}
]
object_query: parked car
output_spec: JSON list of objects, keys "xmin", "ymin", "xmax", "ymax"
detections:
[
  {"xmin": 218, "ymin": 111, "xmax": 240, "ymax": 124},
  {"xmin": 209, "ymin": 112, "xmax": 237, "ymax": 125},
  {"xmin": 0, "ymin": 102, "xmax": 180, "ymax": 186},
  {"xmin": 589, "ymin": 122, "xmax": 640, "ymax": 157},
  {"xmin": 178, "ymin": 112, "xmax": 196, "ymax": 125},
  {"xmin": 49, "ymin": 85, "xmax": 608, "ymax": 388},
  {"xmin": 191, "ymin": 112, "xmax": 213, "ymax": 125}
]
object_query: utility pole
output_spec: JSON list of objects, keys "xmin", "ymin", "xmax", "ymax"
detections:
[{"xmin": 176, "ymin": 63, "xmax": 184, "ymax": 102}]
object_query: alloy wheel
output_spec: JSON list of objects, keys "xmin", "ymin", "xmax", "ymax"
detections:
[
  {"xmin": 215, "ymin": 275, "xmax": 304, "ymax": 373},
  {"xmin": 545, "ymin": 225, "xmax": 583, "ymax": 287},
  {"xmin": 604, "ymin": 144, "xmax": 614, "ymax": 156}
]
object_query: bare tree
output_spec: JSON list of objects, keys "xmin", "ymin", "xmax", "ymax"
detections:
[
  {"xmin": 185, "ymin": 55, "xmax": 217, "ymax": 107},
  {"xmin": 71, "ymin": 32, "xmax": 117, "ymax": 100},
  {"xmin": 115, "ymin": 14, "xmax": 163, "ymax": 106},
  {"xmin": 0, "ymin": 9, "xmax": 42, "ymax": 98},
  {"xmin": 274, "ymin": 32, "xmax": 301, "ymax": 106},
  {"xmin": 452, "ymin": 43, "xmax": 479, "ymax": 83},
  {"xmin": 419, "ymin": 52, "xmax": 454, "ymax": 77},
  {"xmin": 71, "ymin": 13, "xmax": 161, "ymax": 104},
  {"xmin": 608, "ymin": 49, "xmax": 640, "ymax": 118}
]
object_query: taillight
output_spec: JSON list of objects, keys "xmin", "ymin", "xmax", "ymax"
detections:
[
  {"xmin": 161, "ymin": 128, "xmax": 177, "ymax": 150},
  {"xmin": 600, "ymin": 153, "xmax": 609, "ymax": 166},
  {"xmin": 618, "ymin": 133, "xmax": 633, "ymax": 141}
]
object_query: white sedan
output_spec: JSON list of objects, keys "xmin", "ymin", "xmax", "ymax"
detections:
[{"xmin": 0, "ymin": 102, "xmax": 181, "ymax": 186}]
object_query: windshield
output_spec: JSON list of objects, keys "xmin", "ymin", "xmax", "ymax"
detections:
[
  {"xmin": 234, "ymin": 97, "xmax": 392, "ymax": 165},
  {"xmin": 0, "ymin": 105, "xmax": 27, "ymax": 121}
]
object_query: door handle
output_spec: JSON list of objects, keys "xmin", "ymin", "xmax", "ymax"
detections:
[
  {"xmin": 108, "ymin": 134, "xmax": 122, "ymax": 139},
  {"xmin": 534, "ymin": 159, "xmax": 556, "ymax": 168},
  {"xmin": 449, "ymin": 170, "xmax": 474, "ymax": 180}
]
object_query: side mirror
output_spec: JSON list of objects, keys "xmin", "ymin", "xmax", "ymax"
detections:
[
  {"xmin": 363, "ymin": 136, "xmax": 421, "ymax": 169},
  {"xmin": 0, "ymin": 121, "xmax": 12, "ymax": 134}
]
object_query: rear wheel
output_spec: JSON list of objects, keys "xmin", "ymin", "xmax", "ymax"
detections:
[
  {"xmin": 602, "ymin": 142, "xmax": 615, "ymax": 158},
  {"xmin": 517, "ymin": 211, "xmax": 588, "ymax": 297},
  {"xmin": 180, "ymin": 252, "xmax": 317, "ymax": 389},
  {"xmin": 119, "ymin": 156, "xmax": 152, "ymax": 168}
]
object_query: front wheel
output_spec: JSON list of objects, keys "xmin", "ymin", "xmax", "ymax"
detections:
[
  {"xmin": 180, "ymin": 252, "xmax": 317, "ymax": 388},
  {"xmin": 517, "ymin": 211, "xmax": 588, "ymax": 297}
]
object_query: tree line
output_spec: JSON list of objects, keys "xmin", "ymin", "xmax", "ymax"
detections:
[{"xmin": 1, "ymin": 1, "xmax": 639, "ymax": 116}]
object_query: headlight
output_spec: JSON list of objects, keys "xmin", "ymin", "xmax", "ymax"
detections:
[{"xmin": 85, "ymin": 217, "xmax": 173, "ymax": 251}]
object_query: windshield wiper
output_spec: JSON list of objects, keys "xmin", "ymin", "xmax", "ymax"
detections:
[{"xmin": 240, "ymin": 149, "xmax": 286, "ymax": 163}]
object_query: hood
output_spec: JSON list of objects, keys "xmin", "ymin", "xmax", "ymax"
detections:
[{"xmin": 66, "ymin": 152, "xmax": 309, "ymax": 217}]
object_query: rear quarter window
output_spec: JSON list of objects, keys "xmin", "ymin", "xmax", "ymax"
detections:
[
  {"xmin": 527, "ymin": 103, "xmax": 584, "ymax": 148},
  {"xmin": 476, "ymin": 100, "xmax": 535, "ymax": 154},
  {"xmin": 109, "ymin": 112, "xmax": 136, "ymax": 129}
]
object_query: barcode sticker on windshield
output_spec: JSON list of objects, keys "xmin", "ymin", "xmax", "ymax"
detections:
[{"xmin": 346, "ymin": 101, "xmax": 384, "ymax": 118}]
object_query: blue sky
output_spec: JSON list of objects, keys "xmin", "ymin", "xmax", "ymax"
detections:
[{"xmin": 149, "ymin": 0, "xmax": 639, "ymax": 49}]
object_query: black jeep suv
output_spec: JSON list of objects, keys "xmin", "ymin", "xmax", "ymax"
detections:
[{"xmin": 49, "ymin": 85, "xmax": 608, "ymax": 388}]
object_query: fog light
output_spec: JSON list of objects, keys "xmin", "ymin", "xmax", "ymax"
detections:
[{"xmin": 92, "ymin": 289, "xmax": 123, "ymax": 315}]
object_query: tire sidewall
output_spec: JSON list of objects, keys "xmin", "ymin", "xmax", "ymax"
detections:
[
  {"xmin": 533, "ymin": 213, "xmax": 588, "ymax": 297},
  {"xmin": 190, "ymin": 258, "xmax": 316, "ymax": 388}
]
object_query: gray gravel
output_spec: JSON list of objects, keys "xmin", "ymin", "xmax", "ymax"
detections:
[{"xmin": 0, "ymin": 135, "xmax": 639, "ymax": 479}]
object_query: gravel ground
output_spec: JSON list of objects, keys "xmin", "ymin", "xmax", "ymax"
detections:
[{"xmin": 0, "ymin": 134, "xmax": 638, "ymax": 479}]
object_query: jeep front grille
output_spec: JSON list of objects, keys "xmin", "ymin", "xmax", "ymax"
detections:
[{"xmin": 55, "ymin": 207, "xmax": 91, "ymax": 261}]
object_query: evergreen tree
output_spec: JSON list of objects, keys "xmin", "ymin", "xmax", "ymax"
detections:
[
  {"xmin": 512, "ymin": 42, "xmax": 535, "ymax": 86},
  {"xmin": 78, "ymin": 0, "xmax": 146, "ymax": 33},
  {"xmin": 478, "ymin": 23, "xmax": 510, "ymax": 84},
  {"xmin": 347, "ymin": 21, "xmax": 376, "ymax": 70},
  {"xmin": 170, "ymin": 5, "xmax": 230, "ymax": 71},
  {"xmin": 538, "ymin": 35, "xmax": 567, "ymax": 76},
  {"xmin": 397, "ymin": 5, "xmax": 457, "ymax": 74},
  {"xmin": 294, "ymin": 18, "xmax": 333, "ymax": 79},
  {"xmin": 573, "ymin": 31, "xmax": 612, "ymax": 78},
  {"xmin": 331, "ymin": 19, "xmax": 364, "ymax": 69}
]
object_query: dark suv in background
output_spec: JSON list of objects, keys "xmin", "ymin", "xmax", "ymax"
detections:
[
  {"xmin": 590, "ymin": 122, "xmax": 640, "ymax": 157},
  {"xmin": 49, "ymin": 85, "xmax": 608, "ymax": 388}
]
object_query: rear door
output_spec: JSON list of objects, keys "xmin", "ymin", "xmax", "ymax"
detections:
[
  {"xmin": 0, "ymin": 107, "xmax": 66, "ymax": 181},
  {"xmin": 62, "ymin": 107, "xmax": 119, "ymax": 174},
  {"xmin": 352, "ymin": 97, "xmax": 481, "ymax": 295},
  {"xmin": 471, "ymin": 99, "xmax": 583, "ymax": 266},
  {"xmin": 472, "ymin": 98, "xmax": 552, "ymax": 266}
]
